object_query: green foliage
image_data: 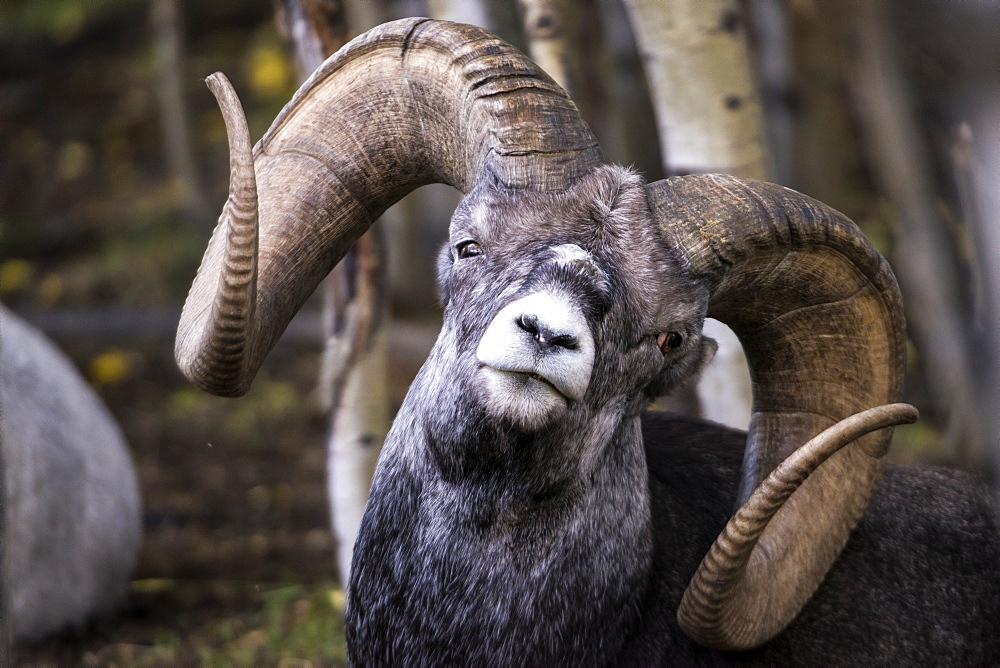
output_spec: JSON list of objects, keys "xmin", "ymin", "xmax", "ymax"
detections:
[
  {"xmin": 165, "ymin": 373, "xmax": 318, "ymax": 450},
  {"xmin": 177, "ymin": 584, "xmax": 347, "ymax": 665},
  {"xmin": 256, "ymin": 584, "xmax": 349, "ymax": 664},
  {"xmin": 0, "ymin": 0, "xmax": 135, "ymax": 44},
  {"xmin": 82, "ymin": 581, "xmax": 348, "ymax": 666}
]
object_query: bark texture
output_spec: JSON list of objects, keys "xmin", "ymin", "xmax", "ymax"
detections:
[{"xmin": 623, "ymin": 0, "xmax": 767, "ymax": 178}]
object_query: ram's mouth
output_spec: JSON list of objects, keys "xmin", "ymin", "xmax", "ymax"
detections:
[
  {"xmin": 481, "ymin": 366, "xmax": 568, "ymax": 401},
  {"xmin": 524, "ymin": 371, "xmax": 564, "ymax": 396},
  {"xmin": 474, "ymin": 365, "xmax": 573, "ymax": 429}
]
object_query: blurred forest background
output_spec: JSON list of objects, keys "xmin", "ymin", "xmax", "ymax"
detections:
[{"xmin": 1, "ymin": 0, "xmax": 997, "ymax": 663}]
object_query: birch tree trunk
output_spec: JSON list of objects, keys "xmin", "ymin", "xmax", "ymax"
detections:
[
  {"xmin": 623, "ymin": 0, "xmax": 758, "ymax": 428},
  {"xmin": 623, "ymin": 0, "xmax": 767, "ymax": 178},
  {"xmin": 151, "ymin": 0, "xmax": 207, "ymax": 221},
  {"xmin": 278, "ymin": 0, "xmax": 389, "ymax": 585},
  {"xmin": 517, "ymin": 0, "xmax": 580, "ymax": 95},
  {"xmin": 426, "ymin": 0, "xmax": 491, "ymax": 30},
  {"xmin": 321, "ymin": 232, "xmax": 388, "ymax": 583}
]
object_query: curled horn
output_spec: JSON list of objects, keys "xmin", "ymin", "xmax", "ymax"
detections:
[
  {"xmin": 176, "ymin": 18, "xmax": 601, "ymax": 396},
  {"xmin": 647, "ymin": 174, "xmax": 915, "ymax": 649}
]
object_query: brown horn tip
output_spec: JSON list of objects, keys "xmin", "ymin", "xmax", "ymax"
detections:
[
  {"xmin": 175, "ymin": 72, "xmax": 259, "ymax": 396},
  {"xmin": 677, "ymin": 403, "xmax": 918, "ymax": 649}
]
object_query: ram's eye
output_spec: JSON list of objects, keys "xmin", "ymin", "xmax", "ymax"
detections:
[
  {"xmin": 456, "ymin": 240, "xmax": 482, "ymax": 259},
  {"xmin": 657, "ymin": 331, "xmax": 683, "ymax": 354}
]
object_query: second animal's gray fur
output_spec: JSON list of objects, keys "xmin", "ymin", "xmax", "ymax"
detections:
[{"xmin": 0, "ymin": 304, "xmax": 141, "ymax": 640}]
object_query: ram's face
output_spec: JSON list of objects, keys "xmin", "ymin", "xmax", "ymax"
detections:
[{"xmin": 435, "ymin": 166, "xmax": 710, "ymax": 431}]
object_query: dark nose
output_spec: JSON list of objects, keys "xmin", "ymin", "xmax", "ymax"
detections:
[{"xmin": 517, "ymin": 314, "xmax": 579, "ymax": 351}]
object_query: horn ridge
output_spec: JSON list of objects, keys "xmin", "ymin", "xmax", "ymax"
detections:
[
  {"xmin": 176, "ymin": 72, "xmax": 258, "ymax": 396},
  {"xmin": 677, "ymin": 404, "xmax": 919, "ymax": 649}
]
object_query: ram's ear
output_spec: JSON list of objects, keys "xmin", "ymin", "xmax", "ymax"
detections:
[
  {"xmin": 692, "ymin": 336, "xmax": 718, "ymax": 376},
  {"xmin": 644, "ymin": 336, "xmax": 717, "ymax": 401}
]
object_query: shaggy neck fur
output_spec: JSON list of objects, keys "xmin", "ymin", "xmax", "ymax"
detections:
[{"xmin": 346, "ymin": 334, "xmax": 655, "ymax": 666}]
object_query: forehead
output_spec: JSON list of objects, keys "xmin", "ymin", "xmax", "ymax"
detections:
[
  {"xmin": 451, "ymin": 171, "xmax": 659, "ymax": 258},
  {"xmin": 448, "ymin": 167, "xmax": 699, "ymax": 325}
]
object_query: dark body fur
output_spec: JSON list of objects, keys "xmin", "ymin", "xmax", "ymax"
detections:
[
  {"xmin": 347, "ymin": 411, "xmax": 1000, "ymax": 666},
  {"xmin": 632, "ymin": 413, "xmax": 1000, "ymax": 665}
]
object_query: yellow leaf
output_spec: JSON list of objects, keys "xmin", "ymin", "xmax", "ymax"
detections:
[
  {"xmin": 327, "ymin": 588, "xmax": 346, "ymax": 612},
  {"xmin": 248, "ymin": 46, "xmax": 292, "ymax": 100},
  {"xmin": 90, "ymin": 349, "xmax": 130, "ymax": 385},
  {"xmin": 0, "ymin": 259, "xmax": 32, "ymax": 294},
  {"xmin": 38, "ymin": 272, "xmax": 64, "ymax": 306}
]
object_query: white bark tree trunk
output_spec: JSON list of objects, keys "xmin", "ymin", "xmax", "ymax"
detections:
[
  {"xmin": 326, "ymin": 326, "xmax": 388, "ymax": 578},
  {"xmin": 623, "ymin": 0, "xmax": 767, "ymax": 178},
  {"xmin": 624, "ymin": 0, "xmax": 759, "ymax": 428},
  {"xmin": 151, "ymin": 0, "xmax": 207, "ymax": 220},
  {"xmin": 517, "ymin": 0, "xmax": 579, "ymax": 95}
]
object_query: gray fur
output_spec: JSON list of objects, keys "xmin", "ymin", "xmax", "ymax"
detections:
[
  {"xmin": 346, "ymin": 165, "xmax": 1000, "ymax": 664},
  {"xmin": 0, "ymin": 304, "xmax": 141, "ymax": 640}
]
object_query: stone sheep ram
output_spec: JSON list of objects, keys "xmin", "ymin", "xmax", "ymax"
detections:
[{"xmin": 176, "ymin": 19, "xmax": 1000, "ymax": 665}]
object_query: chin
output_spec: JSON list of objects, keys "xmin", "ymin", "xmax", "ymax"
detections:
[{"xmin": 476, "ymin": 367, "xmax": 569, "ymax": 431}]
